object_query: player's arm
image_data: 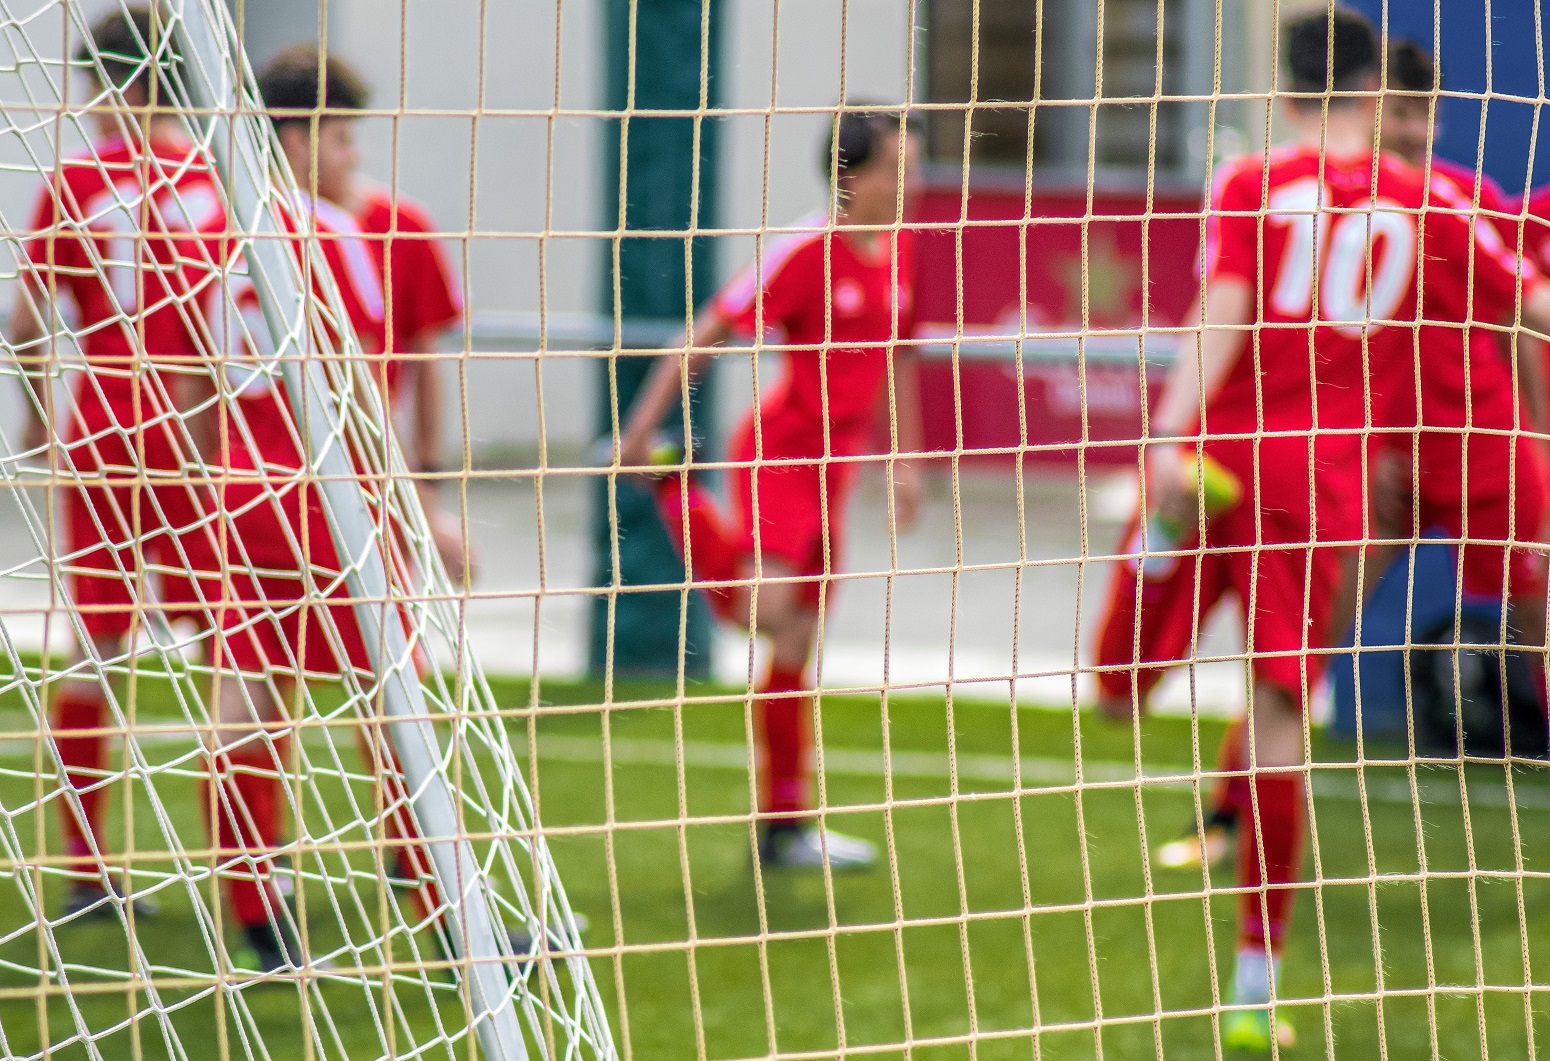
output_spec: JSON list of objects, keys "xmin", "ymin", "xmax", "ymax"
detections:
[
  {"xmin": 888, "ymin": 343, "xmax": 924, "ymax": 530},
  {"xmin": 399, "ymin": 337, "xmax": 446, "ymax": 501},
  {"xmin": 616, "ymin": 307, "xmax": 736, "ymax": 468},
  {"xmin": 1515, "ymin": 285, "xmax": 1550, "ymax": 432},
  {"xmin": 9, "ymin": 273, "xmax": 55, "ymax": 453},
  {"xmin": 1148, "ymin": 278, "xmax": 1254, "ymax": 527},
  {"xmin": 399, "ymin": 330, "xmax": 477, "ymax": 585}
]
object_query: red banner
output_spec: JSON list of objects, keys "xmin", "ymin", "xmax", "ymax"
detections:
[{"xmin": 912, "ymin": 183, "xmax": 1203, "ymax": 466}]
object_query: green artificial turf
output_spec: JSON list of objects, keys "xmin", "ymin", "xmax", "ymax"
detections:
[{"xmin": 1, "ymin": 670, "xmax": 1548, "ymax": 1059}]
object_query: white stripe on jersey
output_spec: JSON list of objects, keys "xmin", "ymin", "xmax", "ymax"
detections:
[
  {"xmin": 716, "ymin": 210, "xmax": 829, "ymax": 321},
  {"xmin": 1427, "ymin": 172, "xmax": 1520, "ymax": 277},
  {"xmin": 294, "ymin": 191, "xmax": 387, "ymax": 321}
]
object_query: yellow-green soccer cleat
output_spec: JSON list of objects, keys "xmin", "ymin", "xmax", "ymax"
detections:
[
  {"xmin": 1155, "ymin": 821, "xmax": 1233, "ymax": 871},
  {"xmin": 1222, "ymin": 1006, "xmax": 1296, "ymax": 1052}
]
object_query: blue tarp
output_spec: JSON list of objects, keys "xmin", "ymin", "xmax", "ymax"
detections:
[{"xmin": 1347, "ymin": 0, "xmax": 1550, "ymax": 196}]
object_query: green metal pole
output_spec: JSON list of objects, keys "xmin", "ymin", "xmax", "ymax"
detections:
[{"xmin": 591, "ymin": 0, "xmax": 723, "ymax": 678}]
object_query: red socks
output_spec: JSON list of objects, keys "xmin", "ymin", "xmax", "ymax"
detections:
[
  {"xmin": 758, "ymin": 663, "xmax": 813, "ymax": 819},
  {"xmin": 1211, "ymin": 716, "xmax": 1250, "ymax": 824},
  {"xmin": 53, "ymin": 688, "xmax": 108, "ymax": 862},
  {"xmin": 655, "ymin": 476, "xmax": 745, "ymax": 623},
  {"xmin": 204, "ymin": 739, "xmax": 289, "ymax": 927},
  {"xmin": 1237, "ymin": 772, "xmax": 1307, "ymax": 954}
]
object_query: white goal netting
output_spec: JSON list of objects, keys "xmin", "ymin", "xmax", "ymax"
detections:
[
  {"xmin": 2, "ymin": 1, "xmax": 1548, "ymax": 1060},
  {"xmin": 0, "ymin": 2, "xmax": 608, "ymax": 1060}
]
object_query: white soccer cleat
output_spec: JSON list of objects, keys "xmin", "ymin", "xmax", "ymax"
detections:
[{"xmin": 758, "ymin": 825, "xmax": 877, "ymax": 872}]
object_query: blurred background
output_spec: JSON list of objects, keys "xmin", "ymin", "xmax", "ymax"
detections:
[{"xmin": 1, "ymin": 0, "xmax": 1547, "ymax": 706}]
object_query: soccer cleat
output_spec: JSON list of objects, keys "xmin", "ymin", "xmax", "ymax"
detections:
[
  {"xmin": 1155, "ymin": 819, "xmax": 1235, "ymax": 871},
  {"xmin": 758, "ymin": 825, "xmax": 877, "ymax": 872},
  {"xmin": 61, "ymin": 880, "xmax": 160, "ymax": 922},
  {"xmin": 1222, "ymin": 1006, "xmax": 1297, "ymax": 1052},
  {"xmin": 233, "ymin": 920, "xmax": 307, "ymax": 976}
]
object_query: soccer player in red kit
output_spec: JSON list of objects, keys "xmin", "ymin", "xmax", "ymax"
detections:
[
  {"xmin": 255, "ymin": 46, "xmax": 469, "ymax": 581},
  {"xmin": 1161, "ymin": 36, "xmax": 1550, "ymax": 875},
  {"xmin": 615, "ymin": 109, "xmax": 923, "ymax": 871},
  {"xmin": 10, "ymin": 7, "xmax": 225, "ymax": 919},
  {"xmin": 196, "ymin": 53, "xmax": 476, "ymax": 974},
  {"xmin": 201, "ymin": 193, "xmax": 387, "ymax": 972},
  {"xmin": 1092, "ymin": 10, "xmax": 1550, "ymax": 1050}
]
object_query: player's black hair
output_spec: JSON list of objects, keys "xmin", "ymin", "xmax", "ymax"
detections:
[
  {"xmin": 1388, "ymin": 39, "xmax": 1437, "ymax": 94},
  {"xmin": 822, "ymin": 106, "xmax": 917, "ymax": 182},
  {"xmin": 76, "ymin": 5, "xmax": 179, "ymax": 98},
  {"xmin": 1283, "ymin": 7, "xmax": 1381, "ymax": 106},
  {"xmin": 256, "ymin": 44, "xmax": 369, "ymax": 128}
]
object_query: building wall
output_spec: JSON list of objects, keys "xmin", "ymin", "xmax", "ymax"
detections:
[
  {"xmin": 334, "ymin": 0, "xmax": 919, "ymax": 462},
  {"xmin": 0, "ymin": 0, "xmax": 1255, "ymax": 462}
]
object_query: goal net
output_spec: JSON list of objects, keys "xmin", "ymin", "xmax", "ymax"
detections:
[
  {"xmin": 0, "ymin": 2, "xmax": 608, "ymax": 1059},
  {"xmin": 3, "ymin": 0, "xmax": 1549, "ymax": 1059}
]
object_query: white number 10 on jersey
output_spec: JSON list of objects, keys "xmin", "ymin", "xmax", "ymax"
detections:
[{"xmin": 1267, "ymin": 177, "xmax": 1417, "ymax": 336}]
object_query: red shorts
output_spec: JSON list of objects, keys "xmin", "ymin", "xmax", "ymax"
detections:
[
  {"xmin": 213, "ymin": 474, "xmax": 373, "ymax": 679},
  {"xmin": 1093, "ymin": 436, "xmax": 1347, "ymax": 706},
  {"xmin": 1407, "ymin": 429, "xmax": 1549, "ymax": 600},
  {"xmin": 60, "ymin": 425, "xmax": 222, "ymax": 641},
  {"xmin": 727, "ymin": 412, "xmax": 863, "ymax": 609}
]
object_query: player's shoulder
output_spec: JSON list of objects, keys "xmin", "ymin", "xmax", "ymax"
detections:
[
  {"xmin": 1529, "ymin": 182, "xmax": 1550, "ymax": 221},
  {"xmin": 1208, "ymin": 144, "xmax": 1309, "ymax": 202},
  {"xmin": 44, "ymin": 137, "xmax": 132, "ymax": 192},
  {"xmin": 1207, "ymin": 151, "xmax": 1263, "ymax": 195},
  {"xmin": 355, "ymin": 180, "xmax": 438, "ymax": 233},
  {"xmin": 747, "ymin": 212, "xmax": 832, "ymax": 274},
  {"xmin": 308, "ymin": 193, "xmax": 368, "ymax": 237},
  {"xmin": 715, "ymin": 212, "xmax": 829, "ymax": 314}
]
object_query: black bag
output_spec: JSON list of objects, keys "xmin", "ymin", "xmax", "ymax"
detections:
[{"xmin": 1408, "ymin": 611, "xmax": 1549, "ymax": 760}]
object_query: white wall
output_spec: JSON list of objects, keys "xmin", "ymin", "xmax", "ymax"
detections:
[
  {"xmin": 6, "ymin": 1, "xmax": 1229, "ymax": 463},
  {"xmin": 329, "ymin": 0, "xmax": 922, "ymax": 462}
]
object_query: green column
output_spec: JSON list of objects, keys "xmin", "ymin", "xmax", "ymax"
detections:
[{"xmin": 590, "ymin": 0, "xmax": 723, "ymax": 678}]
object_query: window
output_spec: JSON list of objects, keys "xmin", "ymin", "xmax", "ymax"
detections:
[{"xmin": 926, "ymin": 0, "xmax": 1225, "ymax": 182}]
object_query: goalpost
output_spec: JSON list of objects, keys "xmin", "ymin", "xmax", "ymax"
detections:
[{"xmin": 0, "ymin": 2, "xmax": 613, "ymax": 1059}]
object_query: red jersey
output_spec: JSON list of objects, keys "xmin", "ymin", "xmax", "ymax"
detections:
[
  {"xmin": 1398, "ymin": 164, "xmax": 1531, "ymax": 502},
  {"xmin": 712, "ymin": 213, "xmax": 918, "ymax": 453},
  {"xmin": 24, "ymin": 135, "xmax": 225, "ymax": 438},
  {"xmin": 1429, "ymin": 157, "xmax": 1512, "ymax": 218},
  {"xmin": 1524, "ymin": 183, "xmax": 1550, "ymax": 277},
  {"xmin": 353, "ymin": 184, "xmax": 462, "ymax": 401},
  {"xmin": 1205, "ymin": 144, "xmax": 1537, "ymax": 534},
  {"xmin": 221, "ymin": 194, "xmax": 386, "ymax": 473}
]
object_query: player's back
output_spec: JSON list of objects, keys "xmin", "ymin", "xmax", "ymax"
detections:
[
  {"xmin": 1206, "ymin": 144, "xmax": 1428, "ymax": 441},
  {"xmin": 25, "ymin": 135, "xmax": 226, "ymax": 432},
  {"xmin": 353, "ymin": 183, "xmax": 462, "ymax": 401},
  {"xmin": 220, "ymin": 193, "xmax": 386, "ymax": 473},
  {"xmin": 714, "ymin": 215, "xmax": 918, "ymax": 449}
]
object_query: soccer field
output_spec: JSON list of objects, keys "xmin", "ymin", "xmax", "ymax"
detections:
[{"xmin": 3, "ymin": 674, "xmax": 1546, "ymax": 1060}]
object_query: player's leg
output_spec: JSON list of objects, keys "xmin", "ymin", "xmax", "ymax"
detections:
[
  {"xmin": 653, "ymin": 412, "xmax": 759, "ymax": 624},
  {"xmin": 53, "ymin": 481, "xmax": 162, "ymax": 918},
  {"xmin": 206, "ymin": 601, "xmax": 305, "ymax": 973},
  {"xmin": 1455, "ymin": 433, "xmax": 1550, "ymax": 728},
  {"xmin": 1500, "ymin": 436, "xmax": 1548, "ymax": 677},
  {"xmin": 655, "ymin": 471, "xmax": 749, "ymax": 623},
  {"xmin": 1226, "ymin": 675, "xmax": 1307, "ymax": 1052},
  {"xmin": 1221, "ymin": 535, "xmax": 1336, "ymax": 1051},
  {"xmin": 1155, "ymin": 715, "xmax": 1245, "ymax": 870},
  {"xmin": 1092, "ymin": 510, "xmax": 1231, "ymax": 721},
  {"xmin": 737, "ymin": 448, "xmax": 875, "ymax": 870}
]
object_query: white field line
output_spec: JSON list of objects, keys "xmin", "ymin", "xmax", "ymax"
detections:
[
  {"xmin": 1, "ymin": 716, "xmax": 1544, "ymax": 812},
  {"xmin": 533, "ymin": 735, "xmax": 1550, "ymax": 811}
]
